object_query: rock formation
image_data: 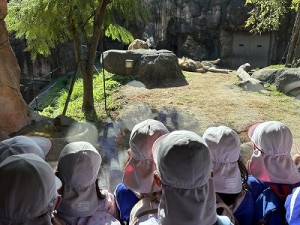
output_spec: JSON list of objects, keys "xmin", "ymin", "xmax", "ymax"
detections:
[
  {"xmin": 0, "ymin": 0, "xmax": 30, "ymax": 133},
  {"xmin": 253, "ymin": 68, "xmax": 300, "ymax": 99},
  {"xmin": 236, "ymin": 63, "xmax": 265, "ymax": 92},
  {"xmin": 101, "ymin": 49, "xmax": 186, "ymax": 87}
]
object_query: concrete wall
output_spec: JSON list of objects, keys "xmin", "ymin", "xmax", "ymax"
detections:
[{"xmin": 231, "ymin": 32, "xmax": 271, "ymax": 69}]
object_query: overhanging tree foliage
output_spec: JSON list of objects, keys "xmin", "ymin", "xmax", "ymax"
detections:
[
  {"xmin": 5, "ymin": 0, "xmax": 149, "ymax": 117},
  {"xmin": 245, "ymin": 0, "xmax": 300, "ymax": 67}
]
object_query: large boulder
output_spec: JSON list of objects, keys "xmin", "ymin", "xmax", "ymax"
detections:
[
  {"xmin": 275, "ymin": 68, "xmax": 300, "ymax": 99},
  {"xmin": 101, "ymin": 49, "xmax": 186, "ymax": 87},
  {"xmin": 252, "ymin": 68, "xmax": 300, "ymax": 99},
  {"xmin": 0, "ymin": 1, "xmax": 30, "ymax": 133},
  {"xmin": 252, "ymin": 69, "xmax": 284, "ymax": 83}
]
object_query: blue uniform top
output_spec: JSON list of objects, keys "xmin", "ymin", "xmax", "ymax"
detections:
[
  {"xmin": 114, "ymin": 182, "xmax": 140, "ymax": 225},
  {"xmin": 285, "ymin": 186, "xmax": 300, "ymax": 225},
  {"xmin": 248, "ymin": 175, "xmax": 300, "ymax": 225}
]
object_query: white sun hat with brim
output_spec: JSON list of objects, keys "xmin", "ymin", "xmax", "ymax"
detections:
[
  {"xmin": 0, "ymin": 153, "xmax": 61, "ymax": 225},
  {"xmin": 0, "ymin": 135, "xmax": 52, "ymax": 163},
  {"xmin": 57, "ymin": 141, "xmax": 102, "ymax": 218},
  {"xmin": 203, "ymin": 126, "xmax": 242, "ymax": 194},
  {"xmin": 247, "ymin": 121, "xmax": 300, "ymax": 184},
  {"xmin": 123, "ymin": 119, "xmax": 169, "ymax": 194},
  {"xmin": 152, "ymin": 130, "xmax": 218, "ymax": 225}
]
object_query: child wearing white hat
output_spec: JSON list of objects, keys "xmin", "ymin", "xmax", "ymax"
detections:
[
  {"xmin": 0, "ymin": 153, "xmax": 62, "ymax": 225},
  {"xmin": 115, "ymin": 119, "xmax": 169, "ymax": 225},
  {"xmin": 55, "ymin": 141, "xmax": 120, "ymax": 225},
  {"xmin": 152, "ymin": 130, "xmax": 233, "ymax": 225},
  {"xmin": 0, "ymin": 135, "xmax": 52, "ymax": 162},
  {"xmin": 247, "ymin": 121, "xmax": 300, "ymax": 225},
  {"xmin": 203, "ymin": 126, "xmax": 254, "ymax": 225}
]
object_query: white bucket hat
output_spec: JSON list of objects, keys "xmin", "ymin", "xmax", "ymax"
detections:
[
  {"xmin": 0, "ymin": 135, "xmax": 52, "ymax": 163},
  {"xmin": 57, "ymin": 141, "xmax": 102, "ymax": 217},
  {"xmin": 123, "ymin": 119, "xmax": 169, "ymax": 194},
  {"xmin": 153, "ymin": 130, "xmax": 217, "ymax": 225},
  {"xmin": 0, "ymin": 153, "xmax": 61, "ymax": 225},
  {"xmin": 203, "ymin": 126, "xmax": 242, "ymax": 194},
  {"xmin": 248, "ymin": 121, "xmax": 300, "ymax": 184}
]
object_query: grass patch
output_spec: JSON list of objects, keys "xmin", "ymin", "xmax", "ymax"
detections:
[
  {"xmin": 40, "ymin": 70, "xmax": 135, "ymax": 122},
  {"xmin": 182, "ymin": 71, "xmax": 195, "ymax": 78},
  {"xmin": 265, "ymin": 64, "xmax": 285, "ymax": 69},
  {"xmin": 37, "ymin": 75, "xmax": 72, "ymax": 109},
  {"xmin": 264, "ymin": 83, "xmax": 285, "ymax": 97}
]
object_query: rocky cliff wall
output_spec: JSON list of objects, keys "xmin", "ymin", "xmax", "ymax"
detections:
[
  {"xmin": 137, "ymin": 0, "xmax": 293, "ymax": 68},
  {"xmin": 9, "ymin": 0, "xmax": 294, "ymax": 82}
]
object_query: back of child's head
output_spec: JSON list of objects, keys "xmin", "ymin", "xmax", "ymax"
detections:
[
  {"xmin": 57, "ymin": 141, "xmax": 102, "ymax": 217},
  {"xmin": 152, "ymin": 130, "xmax": 218, "ymax": 225},
  {"xmin": 0, "ymin": 135, "xmax": 52, "ymax": 162},
  {"xmin": 123, "ymin": 119, "xmax": 169, "ymax": 194},
  {"xmin": 0, "ymin": 153, "xmax": 61, "ymax": 225},
  {"xmin": 247, "ymin": 121, "xmax": 300, "ymax": 184},
  {"xmin": 203, "ymin": 126, "xmax": 243, "ymax": 194}
]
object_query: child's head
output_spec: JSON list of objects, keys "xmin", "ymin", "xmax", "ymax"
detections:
[
  {"xmin": 0, "ymin": 135, "xmax": 52, "ymax": 163},
  {"xmin": 203, "ymin": 126, "xmax": 243, "ymax": 194},
  {"xmin": 293, "ymin": 152, "xmax": 300, "ymax": 173},
  {"xmin": 247, "ymin": 121, "xmax": 300, "ymax": 184},
  {"xmin": 0, "ymin": 153, "xmax": 61, "ymax": 225},
  {"xmin": 153, "ymin": 130, "xmax": 217, "ymax": 225},
  {"xmin": 123, "ymin": 119, "xmax": 169, "ymax": 194},
  {"xmin": 56, "ymin": 141, "xmax": 102, "ymax": 217}
]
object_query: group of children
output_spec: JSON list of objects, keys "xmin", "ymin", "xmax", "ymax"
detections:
[{"xmin": 0, "ymin": 119, "xmax": 300, "ymax": 225}]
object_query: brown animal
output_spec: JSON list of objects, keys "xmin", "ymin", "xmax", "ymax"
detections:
[{"xmin": 128, "ymin": 39, "xmax": 149, "ymax": 50}]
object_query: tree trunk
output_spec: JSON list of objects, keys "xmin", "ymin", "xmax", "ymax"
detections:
[
  {"xmin": 285, "ymin": 9, "xmax": 300, "ymax": 67},
  {"xmin": 82, "ymin": 0, "xmax": 111, "ymax": 115},
  {"xmin": 81, "ymin": 69, "xmax": 95, "ymax": 113},
  {"xmin": 66, "ymin": 0, "xmax": 111, "ymax": 117},
  {"xmin": 69, "ymin": 15, "xmax": 96, "ymax": 116}
]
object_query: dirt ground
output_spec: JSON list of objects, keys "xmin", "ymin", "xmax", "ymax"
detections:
[{"xmin": 114, "ymin": 71, "xmax": 300, "ymax": 155}]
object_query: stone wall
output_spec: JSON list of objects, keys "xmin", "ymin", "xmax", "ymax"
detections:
[
  {"xmin": 9, "ymin": 0, "xmax": 294, "ymax": 83},
  {"xmin": 10, "ymin": 38, "xmax": 76, "ymax": 80},
  {"xmin": 9, "ymin": 37, "xmax": 76, "ymax": 103},
  {"xmin": 137, "ymin": 0, "xmax": 294, "ymax": 68}
]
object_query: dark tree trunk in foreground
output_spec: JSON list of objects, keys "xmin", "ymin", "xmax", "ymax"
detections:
[
  {"xmin": 68, "ymin": 0, "xmax": 111, "ymax": 118},
  {"xmin": 286, "ymin": 9, "xmax": 300, "ymax": 67}
]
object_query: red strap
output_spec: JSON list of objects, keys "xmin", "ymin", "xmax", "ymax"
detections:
[{"xmin": 270, "ymin": 184, "xmax": 294, "ymax": 201}]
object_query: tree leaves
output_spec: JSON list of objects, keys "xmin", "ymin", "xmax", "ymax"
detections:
[
  {"xmin": 245, "ymin": 0, "xmax": 288, "ymax": 33},
  {"xmin": 105, "ymin": 24, "xmax": 134, "ymax": 43},
  {"xmin": 6, "ymin": 0, "xmax": 149, "ymax": 58}
]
